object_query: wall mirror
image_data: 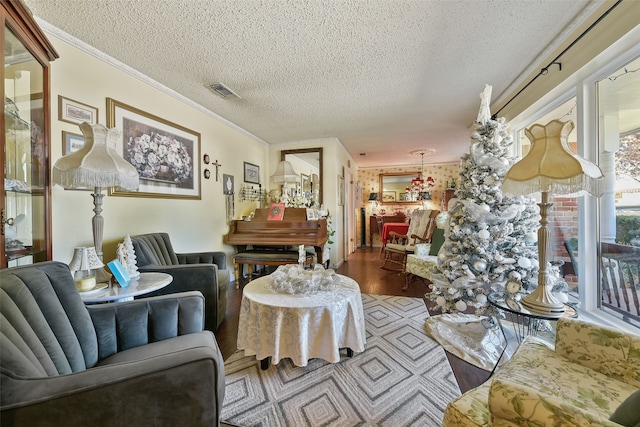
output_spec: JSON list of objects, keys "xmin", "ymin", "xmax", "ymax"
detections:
[
  {"xmin": 281, "ymin": 148, "xmax": 323, "ymax": 206},
  {"xmin": 379, "ymin": 172, "xmax": 421, "ymax": 204}
]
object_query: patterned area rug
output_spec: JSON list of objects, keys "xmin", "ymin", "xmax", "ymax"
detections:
[{"xmin": 221, "ymin": 294, "xmax": 461, "ymax": 426}]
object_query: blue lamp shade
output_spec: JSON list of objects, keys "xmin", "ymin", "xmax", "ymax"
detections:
[{"xmin": 368, "ymin": 192, "xmax": 378, "ymax": 202}]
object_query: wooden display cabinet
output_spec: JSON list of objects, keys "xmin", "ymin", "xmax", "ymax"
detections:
[{"xmin": 2, "ymin": 0, "xmax": 58, "ymax": 268}]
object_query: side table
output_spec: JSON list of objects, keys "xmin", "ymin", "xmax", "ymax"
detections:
[
  {"xmin": 487, "ymin": 291, "xmax": 577, "ymax": 374},
  {"xmin": 80, "ymin": 272, "xmax": 173, "ymax": 303},
  {"xmin": 488, "ymin": 291, "xmax": 577, "ymax": 344}
]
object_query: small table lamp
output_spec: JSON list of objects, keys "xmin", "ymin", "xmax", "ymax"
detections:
[
  {"xmin": 69, "ymin": 246, "xmax": 104, "ymax": 291},
  {"xmin": 271, "ymin": 160, "xmax": 298, "ymax": 184},
  {"xmin": 53, "ymin": 123, "xmax": 139, "ymax": 267},
  {"xmin": 271, "ymin": 160, "xmax": 298, "ymax": 199},
  {"xmin": 502, "ymin": 119, "xmax": 604, "ymax": 316}
]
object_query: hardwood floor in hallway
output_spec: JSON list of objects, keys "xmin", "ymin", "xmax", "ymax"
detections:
[{"xmin": 215, "ymin": 246, "xmax": 490, "ymax": 396}]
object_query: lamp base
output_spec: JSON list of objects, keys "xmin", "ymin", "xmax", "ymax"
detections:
[
  {"xmin": 74, "ymin": 275, "xmax": 97, "ymax": 292},
  {"xmin": 95, "ymin": 267, "xmax": 112, "ymax": 285},
  {"xmin": 521, "ymin": 288, "xmax": 565, "ymax": 318}
]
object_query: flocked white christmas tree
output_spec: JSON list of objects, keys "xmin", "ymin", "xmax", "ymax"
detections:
[
  {"xmin": 427, "ymin": 85, "xmax": 541, "ymax": 314},
  {"xmin": 117, "ymin": 234, "xmax": 140, "ymax": 279}
]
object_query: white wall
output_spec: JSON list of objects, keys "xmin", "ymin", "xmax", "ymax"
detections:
[{"xmin": 48, "ymin": 34, "xmax": 268, "ymax": 271}]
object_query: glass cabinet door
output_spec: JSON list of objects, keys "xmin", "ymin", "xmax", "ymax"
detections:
[{"xmin": 2, "ymin": 1, "xmax": 58, "ymax": 268}]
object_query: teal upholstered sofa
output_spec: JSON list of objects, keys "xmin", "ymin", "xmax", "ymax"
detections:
[
  {"xmin": 444, "ymin": 316, "xmax": 640, "ymax": 426},
  {"xmin": 1, "ymin": 261, "xmax": 225, "ymax": 426}
]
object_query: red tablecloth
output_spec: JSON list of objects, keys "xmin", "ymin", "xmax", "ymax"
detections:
[{"xmin": 381, "ymin": 223, "xmax": 410, "ymax": 245}]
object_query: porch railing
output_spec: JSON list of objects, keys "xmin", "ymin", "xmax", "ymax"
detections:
[{"xmin": 601, "ymin": 242, "xmax": 640, "ymax": 323}]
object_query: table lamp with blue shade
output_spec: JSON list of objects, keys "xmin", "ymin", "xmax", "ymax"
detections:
[{"xmin": 502, "ymin": 119, "xmax": 604, "ymax": 316}]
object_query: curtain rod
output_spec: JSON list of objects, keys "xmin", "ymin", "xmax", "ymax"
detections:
[{"xmin": 492, "ymin": 0, "xmax": 623, "ymax": 119}]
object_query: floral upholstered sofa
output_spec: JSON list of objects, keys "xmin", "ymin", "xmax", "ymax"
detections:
[{"xmin": 444, "ymin": 317, "xmax": 640, "ymax": 426}]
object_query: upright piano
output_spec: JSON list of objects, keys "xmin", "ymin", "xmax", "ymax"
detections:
[{"xmin": 225, "ymin": 207, "xmax": 328, "ymax": 265}]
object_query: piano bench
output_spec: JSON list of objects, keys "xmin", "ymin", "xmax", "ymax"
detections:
[{"xmin": 233, "ymin": 250, "xmax": 314, "ymax": 288}]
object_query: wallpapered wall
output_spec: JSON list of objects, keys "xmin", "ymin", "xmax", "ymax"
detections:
[{"xmin": 357, "ymin": 162, "xmax": 461, "ymax": 246}]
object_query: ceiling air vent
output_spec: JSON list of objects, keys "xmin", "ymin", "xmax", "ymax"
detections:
[{"xmin": 208, "ymin": 83, "xmax": 240, "ymax": 99}]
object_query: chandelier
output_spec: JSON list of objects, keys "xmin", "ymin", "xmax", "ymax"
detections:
[{"xmin": 406, "ymin": 149, "xmax": 435, "ymax": 201}]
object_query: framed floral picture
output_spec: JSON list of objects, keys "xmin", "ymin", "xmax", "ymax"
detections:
[{"xmin": 106, "ymin": 98, "xmax": 201, "ymax": 199}]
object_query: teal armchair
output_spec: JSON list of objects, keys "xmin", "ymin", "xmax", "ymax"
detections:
[{"xmin": 131, "ymin": 232, "xmax": 230, "ymax": 331}]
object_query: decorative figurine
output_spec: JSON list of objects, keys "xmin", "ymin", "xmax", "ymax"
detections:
[{"xmin": 117, "ymin": 234, "xmax": 140, "ymax": 279}]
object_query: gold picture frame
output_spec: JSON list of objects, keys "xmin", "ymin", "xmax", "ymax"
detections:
[
  {"xmin": 58, "ymin": 96, "xmax": 98, "ymax": 125},
  {"xmin": 382, "ymin": 191, "xmax": 396, "ymax": 202},
  {"xmin": 62, "ymin": 131, "xmax": 84, "ymax": 155},
  {"xmin": 106, "ymin": 98, "xmax": 201, "ymax": 199}
]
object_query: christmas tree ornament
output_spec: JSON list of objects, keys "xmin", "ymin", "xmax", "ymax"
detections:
[
  {"xmin": 505, "ymin": 280, "xmax": 522, "ymax": 294},
  {"xmin": 517, "ymin": 257, "xmax": 532, "ymax": 268},
  {"xmin": 476, "ymin": 293, "xmax": 487, "ymax": 305},
  {"xmin": 473, "ymin": 260, "xmax": 487, "ymax": 272},
  {"xmin": 455, "ymin": 300, "xmax": 468, "ymax": 312},
  {"xmin": 509, "ymin": 271, "xmax": 522, "ymax": 281}
]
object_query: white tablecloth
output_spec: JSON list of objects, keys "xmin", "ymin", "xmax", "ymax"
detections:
[{"xmin": 237, "ymin": 273, "xmax": 366, "ymax": 367}]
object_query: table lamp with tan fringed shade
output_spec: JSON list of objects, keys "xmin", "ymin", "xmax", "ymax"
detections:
[
  {"xmin": 53, "ymin": 123, "xmax": 139, "ymax": 278},
  {"xmin": 271, "ymin": 160, "xmax": 298, "ymax": 184},
  {"xmin": 271, "ymin": 160, "xmax": 298, "ymax": 201},
  {"xmin": 502, "ymin": 119, "xmax": 604, "ymax": 316}
]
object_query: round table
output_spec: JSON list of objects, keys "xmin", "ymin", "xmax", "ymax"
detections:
[
  {"xmin": 486, "ymin": 291, "xmax": 577, "ymax": 375},
  {"xmin": 80, "ymin": 272, "xmax": 173, "ymax": 303},
  {"xmin": 488, "ymin": 291, "xmax": 577, "ymax": 344},
  {"xmin": 237, "ymin": 273, "xmax": 366, "ymax": 368}
]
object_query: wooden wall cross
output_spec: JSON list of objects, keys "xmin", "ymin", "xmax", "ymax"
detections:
[{"xmin": 212, "ymin": 160, "xmax": 222, "ymax": 181}]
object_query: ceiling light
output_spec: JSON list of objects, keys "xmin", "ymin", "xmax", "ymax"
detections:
[{"xmin": 407, "ymin": 148, "xmax": 435, "ymax": 201}]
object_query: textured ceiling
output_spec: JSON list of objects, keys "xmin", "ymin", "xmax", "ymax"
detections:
[{"xmin": 24, "ymin": 0, "xmax": 600, "ymax": 168}]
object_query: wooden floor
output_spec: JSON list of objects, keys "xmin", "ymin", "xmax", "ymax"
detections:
[{"xmin": 215, "ymin": 246, "xmax": 490, "ymax": 395}]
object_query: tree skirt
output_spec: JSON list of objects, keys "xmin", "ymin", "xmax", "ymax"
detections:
[
  {"xmin": 425, "ymin": 313, "xmax": 509, "ymax": 372},
  {"xmin": 221, "ymin": 294, "xmax": 461, "ymax": 426}
]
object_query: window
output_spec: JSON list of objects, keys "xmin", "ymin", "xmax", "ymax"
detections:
[
  {"xmin": 515, "ymin": 98, "xmax": 580, "ymax": 294},
  {"xmin": 508, "ymin": 22, "xmax": 640, "ymax": 332},
  {"xmin": 596, "ymin": 57, "xmax": 640, "ymax": 327}
]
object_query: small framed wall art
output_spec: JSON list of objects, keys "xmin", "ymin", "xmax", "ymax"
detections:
[
  {"xmin": 382, "ymin": 191, "xmax": 396, "ymax": 202},
  {"xmin": 62, "ymin": 131, "xmax": 85, "ymax": 154},
  {"xmin": 58, "ymin": 96, "xmax": 98, "ymax": 125},
  {"xmin": 244, "ymin": 162, "xmax": 260, "ymax": 184}
]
